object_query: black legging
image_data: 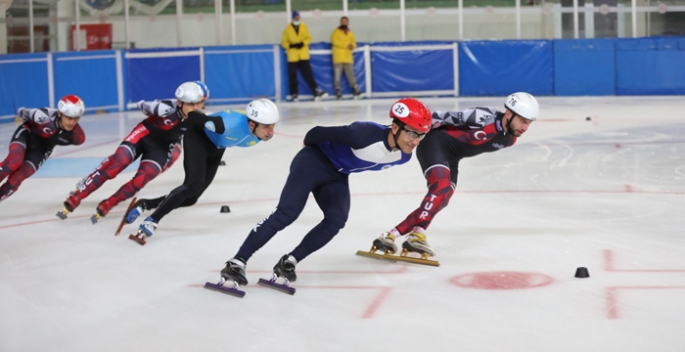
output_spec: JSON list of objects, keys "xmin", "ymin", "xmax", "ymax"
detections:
[
  {"xmin": 148, "ymin": 128, "xmax": 225, "ymax": 223},
  {"xmin": 288, "ymin": 60, "xmax": 318, "ymax": 96}
]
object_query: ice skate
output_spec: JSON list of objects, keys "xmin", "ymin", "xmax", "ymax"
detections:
[
  {"xmin": 128, "ymin": 217, "xmax": 156, "ymax": 245},
  {"xmin": 287, "ymin": 94, "xmax": 299, "ymax": 102},
  {"xmin": 356, "ymin": 231, "xmax": 440, "ymax": 267},
  {"xmin": 371, "ymin": 232, "xmax": 398, "ymax": 254},
  {"xmin": 204, "ymin": 259, "xmax": 247, "ymax": 298},
  {"xmin": 335, "ymin": 89, "xmax": 343, "ymax": 100},
  {"xmin": 401, "ymin": 232, "xmax": 436, "ymax": 259},
  {"xmin": 114, "ymin": 197, "xmax": 137, "ymax": 236},
  {"xmin": 125, "ymin": 198, "xmax": 149, "ymax": 224},
  {"xmin": 91, "ymin": 199, "xmax": 113, "ymax": 224},
  {"xmin": 56, "ymin": 194, "xmax": 81, "ymax": 220},
  {"xmin": 258, "ymin": 254, "xmax": 297, "ymax": 295}
]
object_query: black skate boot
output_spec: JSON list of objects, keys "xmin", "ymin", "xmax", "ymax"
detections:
[
  {"xmin": 401, "ymin": 232, "xmax": 436, "ymax": 259},
  {"xmin": 335, "ymin": 88, "xmax": 342, "ymax": 100},
  {"xmin": 220, "ymin": 259, "xmax": 248, "ymax": 286},
  {"xmin": 258, "ymin": 254, "xmax": 297, "ymax": 295},
  {"xmin": 372, "ymin": 232, "xmax": 397, "ymax": 254},
  {"xmin": 273, "ymin": 254, "xmax": 297, "ymax": 283},
  {"xmin": 352, "ymin": 86, "xmax": 363, "ymax": 100},
  {"xmin": 203, "ymin": 259, "xmax": 248, "ymax": 298},
  {"xmin": 314, "ymin": 88, "xmax": 329, "ymax": 102}
]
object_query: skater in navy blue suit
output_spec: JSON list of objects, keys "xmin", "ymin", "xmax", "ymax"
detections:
[{"xmin": 216, "ymin": 98, "xmax": 433, "ymax": 288}]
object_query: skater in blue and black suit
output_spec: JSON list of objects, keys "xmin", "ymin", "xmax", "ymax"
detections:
[
  {"xmin": 125, "ymin": 99, "xmax": 280, "ymax": 245},
  {"xmin": 218, "ymin": 98, "xmax": 433, "ymax": 287}
]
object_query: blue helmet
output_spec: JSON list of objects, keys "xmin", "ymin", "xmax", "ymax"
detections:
[{"xmin": 194, "ymin": 81, "xmax": 210, "ymax": 101}]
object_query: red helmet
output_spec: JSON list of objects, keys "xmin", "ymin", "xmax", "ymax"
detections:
[
  {"xmin": 58, "ymin": 95, "xmax": 85, "ymax": 118},
  {"xmin": 389, "ymin": 98, "xmax": 431, "ymax": 133}
]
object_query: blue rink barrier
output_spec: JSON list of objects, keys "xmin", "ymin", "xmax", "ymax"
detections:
[
  {"xmin": 615, "ymin": 37, "xmax": 685, "ymax": 95},
  {"xmin": 0, "ymin": 53, "xmax": 51, "ymax": 119},
  {"xmin": 53, "ymin": 51, "xmax": 122, "ymax": 112},
  {"xmin": 459, "ymin": 40, "xmax": 554, "ymax": 96},
  {"xmin": 125, "ymin": 48, "xmax": 202, "ymax": 103},
  {"xmin": 554, "ymin": 39, "xmax": 615, "ymax": 96},
  {"xmin": 204, "ymin": 45, "xmax": 278, "ymax": 104},
  {"xmin": 2, "ymin": 36, "xmax": 685, "ymax": 123}
]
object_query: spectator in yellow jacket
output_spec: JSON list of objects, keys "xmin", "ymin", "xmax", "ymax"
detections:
[
  {"xmin": 281, "ymin": 10, "xmax": 328, "ymax": 102},
  {"xmin": 331, "ymin": 16, "xmax": 362, "ymax": 100}
]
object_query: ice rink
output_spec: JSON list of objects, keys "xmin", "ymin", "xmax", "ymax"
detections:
[{"xmin": 1, "ymin": 96, "xmax": 684, "ymax": 352}]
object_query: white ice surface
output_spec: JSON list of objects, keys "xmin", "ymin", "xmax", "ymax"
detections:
[{"xmin": 1, "ymin": 97, "xmax": 684, "ymax": 352}]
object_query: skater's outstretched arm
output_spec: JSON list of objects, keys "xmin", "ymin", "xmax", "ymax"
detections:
[
  {"xmin": 188, "ymin": 110, "xmax": 226, "ymax": 135},
  {"xmin": 137, "ymin": 99, "xmax": 177, "ymax": 117},
  {"xmin": 432, "ymin": 107, "xmax": 499, "ymax": 129},
  {"xmin": 16, "ymin": 107, "xmax": 51, "ymax": 125}
]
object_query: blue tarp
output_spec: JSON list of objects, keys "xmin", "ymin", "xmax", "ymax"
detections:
[
  {"xmin": 460, "ymin": 40, "xmax": 554, "ymax": 96},
  {"xmin": 554, "ymin": 39, "xmax": 615, "ymax": 96},
  {"xmin": 371, "ymin": 42, "xmax": 453, "ymax": 93},
  {"xmin": 53, "ymin": 51, "xmax": 120, "ymax": 110},
  {"xmin": 0, "ymin": 53, "xmax": 50, "ymax": 118},
  {"xmin": 615, "ymin": 37, "xmax": 685, "ymax": 95},
  {"xmin": 126, "ymin": 48, "xmax": 201, "ymax": 103},
  {"xmin": 205, "ymin": 45, "xmax": 276, "ymax": 103}
]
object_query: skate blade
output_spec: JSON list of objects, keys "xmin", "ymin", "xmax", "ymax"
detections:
[
  {"xmin": 203, "ymin": 282, "xmax": 245, "ymax": 298},
  {"xmin": 128, "ymin": 234, "xmax": 146, "ymax": 246},
  {"xmin": 115, "ymin": 197, "xmax": 137, "ymax": 236},
  {"xmin": 56, "ymin": 210, "xmax": 69, "ymax": 220},
  {"xmin": 258, "ymin": 278, "xmax": 296, "ymax": 295},
  {"xmin": 355, "ymin": 250, "xmax": 440, "ymax": 267},
  {"xmin": 90, "ymin": 213, "xmax": 101, "ymax": 224}
]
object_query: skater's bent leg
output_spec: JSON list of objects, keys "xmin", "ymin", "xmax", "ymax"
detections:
[
  {"xmin": 161, "ymin": 142, "xmax": 182, "ymax": 172},
  {"xmin": 148, "ymin": 182, "xmax": 204, "ymax": 223},
  {"xmin": 0, "ymin": 145, "xmax": 26, "ymax": 182},
  {"xmin": 394, "ymin": 165, "xmax": 455, "ymax": 234},
  {"xmin": 144, "ymin": 195, "xmax": 166, "ymax": 210},
  {"xmin": 0, "ymin": 161, "xmax": 36, "ymax": 202},
  {"xmin": 234, "ymin": 148, "xmax": 328, "ymax": 262},
  {"xmin": 290, "ymin": 181, "xmax": 350, "ymax": 262},
  {"xmin": 76, "ymin": 145, "xmax": 135, "ymax": 199},
  {"xmin": 103, "ymin": 159, "xmax": 162, "ymax": 209}
]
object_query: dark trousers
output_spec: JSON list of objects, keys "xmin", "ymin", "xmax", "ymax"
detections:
[
  {"xmin": 235, "ymin": 146, "xmax": 350, "ymax": 263},
  {"xmin": 149, "ymin": 128, "xmax": 225, "ymax": 223},
  {"xmin": 288, "ymin": 60, "xmax": 318, "ymax": 96}
]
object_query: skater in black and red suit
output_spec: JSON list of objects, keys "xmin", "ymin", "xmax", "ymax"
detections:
[
  {"xmin": 371, "ymin": 92, "xmax": 541, "ymax": 259},
  {"xmin": 56, "ymin": 81, "xmax": 225, "ymax": 223},
  {"xmin": 0, "ymin": 95, "xmax": 86, "ymax": 203}
]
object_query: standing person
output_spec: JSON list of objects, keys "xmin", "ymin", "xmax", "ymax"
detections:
[
  {"xmin": 330, "ymin": 16, "xmax": 362, "ymax": 100},
  {"xmin": 371, "ymin": 92, "xmax": 540, "ymax": 259},
  {"xmin": 282, "ymin": 10, "xmax": 328, "ymax": 102},
  {"xmin": 56, "ymin": 82, "xmax": 225, "ymax": 223},
  {"xmin": 0, "ymin": 96, "xmax": 86, "ymax": 202},
  {"xmin": 216, "ymin": 98, "xmax": 432, "ymax": 290},
  {"xmin": 125, "ymin": 99, "xmax": 280, "ymax": 245}
]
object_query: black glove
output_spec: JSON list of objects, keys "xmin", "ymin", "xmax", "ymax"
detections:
[{"xmin": 290, "ymin": 42, "xmax": 304, "ymax": 49}]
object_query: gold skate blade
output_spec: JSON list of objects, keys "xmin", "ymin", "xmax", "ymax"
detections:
[{"xmin": 355, "ymin": 250, "xmax": 440, "ymax": 267}]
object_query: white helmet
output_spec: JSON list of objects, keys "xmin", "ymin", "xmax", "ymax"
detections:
[
  {"xmin": 504, "ymin": 92, "xmax": 539, "ymax": 121},
  {"xmin": 246, "ymin": 99, "xmax": 279, "ymax": 124},
  {"xmin": 175, "ymin": 82, "xmax": 205, "ymax": 104},
  {"xmin": 57, "ymin": 95, "xmax": 85, "ymax": 118},
  {"xmin": 194, "ymin": 81, "xmax": 210, "ymax": 100}
]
